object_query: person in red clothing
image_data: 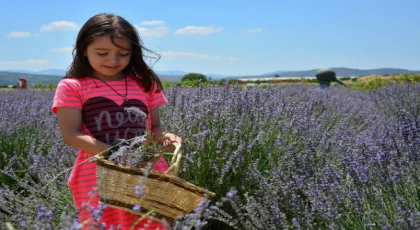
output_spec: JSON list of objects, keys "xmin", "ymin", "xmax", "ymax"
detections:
[
  {"xmin": 17, "ymin": 77, "xmax": 28, "ymax": 89},
  {"xmin": 52, "ymin": 13, "xmax": 182, "ymax": 230}
]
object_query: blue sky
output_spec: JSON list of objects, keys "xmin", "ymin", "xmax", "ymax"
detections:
[{"xmin": 1, "ymin": 0, "xmax": 419, "ymax": 76}]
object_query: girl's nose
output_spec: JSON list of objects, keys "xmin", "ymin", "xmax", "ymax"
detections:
[{"xmin": 109, "ymin": 55, "xmax": 119, "ymax": 63}]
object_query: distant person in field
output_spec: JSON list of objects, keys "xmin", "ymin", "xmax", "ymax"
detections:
[
  {"xmin": 315, "ymin": 68, "xmax": 347, "ymax": 88},
  {"xmin": 51, "ymin": 13, "xmax": 182, "ymax": 230},
  {"xmin": 17, "ymin": 77, "xmax": 28, "ymax": 89}
]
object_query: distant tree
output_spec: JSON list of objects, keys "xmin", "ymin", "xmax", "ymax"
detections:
[
  {"xmin": 34, "ymin": 83, "xmax": 44, "ymax": 88},
  {"xmin": 162, "ymin": 81, "xmax": 175, "ymax": 89},
  {"xmin": 181, "ymin": 73, "xmax": 208, "ymax": 82},
  {"xmin": 274, "ymin": 74, "xmax": 280, "ymax": 78},
  {"xmin": 228, "ymin": 79, "xmax": 238, "ymax": 84},
  {"xmin": 48, "ymin": 83, "xmax": 57, "ymax": 90}
]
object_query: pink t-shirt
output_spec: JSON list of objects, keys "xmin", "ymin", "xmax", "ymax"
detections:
[{"xmin": 52, "ymin": 76, "xmax": 169, "ymax": 229}]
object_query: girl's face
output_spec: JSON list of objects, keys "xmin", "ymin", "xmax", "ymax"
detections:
[{"xmin": 84, "ymin": 35, "xmax": 132, "ymax": 80}]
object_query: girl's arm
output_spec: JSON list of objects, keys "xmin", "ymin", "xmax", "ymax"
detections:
[
  {"xmin": 57, "ymin": 107, "xmax": 112, "ymax": 156},
  {"xmin": 150, "ymin": 106, "xmax": 182, "ymax": 147}
]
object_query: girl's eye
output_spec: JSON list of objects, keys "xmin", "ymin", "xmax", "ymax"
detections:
[{"xmin": 96, "ymin": 53, "xmax": 129, "ymax": 56}]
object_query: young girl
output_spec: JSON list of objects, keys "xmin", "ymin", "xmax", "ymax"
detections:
[{"xmin": 52, "ymin": 13, "xmax": 181, "ymax": 229}]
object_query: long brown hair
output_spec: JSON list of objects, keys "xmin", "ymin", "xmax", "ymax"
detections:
[{"xmin": 66, "ymin": 13, "xmax": 162, "ymax": 92}]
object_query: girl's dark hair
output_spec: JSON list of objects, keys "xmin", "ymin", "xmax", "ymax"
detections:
[{"xmin": 66, "ymin": 13, "xmax": 162, "ymax": 92}]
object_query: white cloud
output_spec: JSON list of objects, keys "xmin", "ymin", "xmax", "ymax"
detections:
[
  {"xmin": 0, "ymin": 59, "xmax": 49, "ymax": 70},
  {"xmin": 24, "ymin": 59, "xmax": 48, "ymax": 64},
  {"xmin": 245, "ymin": 28, "xmax": 263, "ymax": 33},
  {"xmin": 6, "ymin": 32, "xmax": 31, "ymax": 38},
  {"xmin": 40, "ymin": 21, "xmax": 78, "ymax": 32},
  {"xmin": 159, "ymin": 51, "xmax": 239, "ymax": 61},
  {"xmin": 0, "ymin": 59, "xmax": 48, "ymax": 65},
  {"xmin": 134, "ymin": 25, "xmax": 169, "ymax": 38},
  {"xmin": 227, "ymin": 56, "xmax": 240, "ymax": 61},
  {"xmin": 49, "ymin": 47, "xmax": 73, "ymax": 52},
  {"xmin": 141, "ymin": 20, "xmax": 165, "ymax": 26},
  {"xmin": 174, "ymin": 26, "xmax": 223, "ymax": 35}
]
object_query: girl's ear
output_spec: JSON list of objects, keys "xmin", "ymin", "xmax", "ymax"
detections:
[{"xmin": 80, "ymin": 45, "xmax": 87, "ymax": 56}]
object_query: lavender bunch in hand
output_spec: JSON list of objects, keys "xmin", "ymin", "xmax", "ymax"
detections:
[{"xmin": 106, "ymin": 107, "xmax": 166, "ymax": 168}]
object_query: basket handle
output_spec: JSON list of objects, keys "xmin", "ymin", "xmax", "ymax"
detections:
[{"xmin": 164, "ymin": 142, "xmax": 182, "ymax": 176}]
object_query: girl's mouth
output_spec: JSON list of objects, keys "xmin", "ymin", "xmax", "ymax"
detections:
[{"xmin": 104, "ymin": 65, "xmax": 119, "ymax": 70}]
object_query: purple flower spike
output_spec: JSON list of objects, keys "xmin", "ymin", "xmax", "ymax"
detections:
[{"xmin": 133, "ymin": 204, "xmax": 141, "ymax": 212}]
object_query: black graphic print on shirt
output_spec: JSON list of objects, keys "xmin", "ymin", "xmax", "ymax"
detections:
[{"xmin": 82, "ymin": 97, "xmax": 148, "ymax": 145}]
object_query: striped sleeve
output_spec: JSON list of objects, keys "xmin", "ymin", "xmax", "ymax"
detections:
[
  {"xmin": 52, "ymin": 79, "xmax": 83, "ymax": 114},
  {"xmin": 148, "ymin": 83, "xmax": 167, "ymax": 109}
]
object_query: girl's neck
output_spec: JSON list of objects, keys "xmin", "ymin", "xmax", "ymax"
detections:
[{"xmin": 91, "ymin": 72, "xmax": 126, "ymax": 82}]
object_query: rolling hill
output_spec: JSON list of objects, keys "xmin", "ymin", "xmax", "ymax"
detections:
[
  {"xmin": 0, "ymin": 71, "xmax": 63, "ymax": 86},
  {"xmin": 1, "ymin": 68, "xmax": 419, "ymax": 86},
  {"xmin": 259, "ymin": 67, "xmax": 420, "ymax": 78},
  {"xmin": 0, "ymin": 71, "xmax": 182, "ymax": 86}
]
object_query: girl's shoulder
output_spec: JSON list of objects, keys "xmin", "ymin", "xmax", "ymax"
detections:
[
  {"xmin": 127, "ymin": 75, "xmax": 161, "ymax": 93},
  {"xmin": 58, "ymin": 76, "xmax": 91, "ymax": 86},
  {"xmin": 127, "ymin": 75, "xmax": 145, "ymax": 89}
]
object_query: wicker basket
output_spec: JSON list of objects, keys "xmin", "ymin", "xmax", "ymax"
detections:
[{"xmin": 96, "ymin": 143, "xmax": 215, "ymax": 222}]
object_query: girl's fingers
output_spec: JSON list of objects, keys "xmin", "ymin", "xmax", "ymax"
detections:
[
  {"xmin": 164, "ymin": 133, "xmax": 182, "ymax": 143},
  {"xmin": 161, "ymin": 133, "xmax": 181, "ymax": 152},
  {"xmin": 163, "ymin": 139, "xmax": 171, "ymax": 146}
]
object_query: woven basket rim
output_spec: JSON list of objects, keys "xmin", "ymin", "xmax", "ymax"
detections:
[{"xmin": 96, "ymin": 158, "xmax": 216, "ymax": 197}]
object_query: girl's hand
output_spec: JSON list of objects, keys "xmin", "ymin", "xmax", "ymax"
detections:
[
  {"xmin": 162, "ymin": 132, "xmax": 182, "ymax": 147},
  {"xmin": 161, "ymin": 132, "xmax": 182, "ymax": 153}
]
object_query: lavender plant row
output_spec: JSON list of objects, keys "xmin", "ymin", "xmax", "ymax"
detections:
[
  {"xmin": 0, "ymin": 83, "xmax": 419, "ymax": 229},
  {"xmin": 161, "ymin": 84, "xmax": 420, "ymax": 229},
  {"xmin": 0, "ymin": 90, "xmax": 78, "ymax": 229}
]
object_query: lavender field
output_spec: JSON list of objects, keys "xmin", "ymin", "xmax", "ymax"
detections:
[{"xmin": 0, "ymin": 83, "xmax": 419, "ymax": 229}]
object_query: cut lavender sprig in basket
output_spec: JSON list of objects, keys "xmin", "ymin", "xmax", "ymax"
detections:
[
  {"xmin": 107, "ymin": 134, "xmax": 164, "ymax": 168},
  {"xmin": 105, "ymin": 107, "xmax": 168, "ymax": 168}
]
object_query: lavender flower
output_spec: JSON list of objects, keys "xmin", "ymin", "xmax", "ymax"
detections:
[
  {"xmin": 1, "ymin": 83, "xmax": 420, "ymax": 229},
  {"xmin": 125, "ymin": 107, "xmax": 147, "ymax": 118},
  {"xmin": 135, "ymin": 184, "xmax": 146, "ymax": 197},
  {"xmin": 133, "ymin": 204, "xmax": 141, "ymax": 212}
]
